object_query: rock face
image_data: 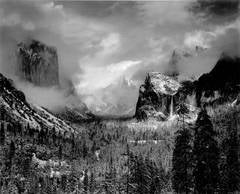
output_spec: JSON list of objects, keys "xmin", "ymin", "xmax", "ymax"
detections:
[
  {"xmin": 195, "ymin": 55, "xmax": 240, "ymax": 107},
  {"xmin": 135, "ymin": 73, "xmax": 181, "ymax": 121},
  {"xmin": 135, "ymin": 55, "xmax": 240, "ymax": 121},
  {"xmin": 16, "ymin": 40, "xmax": 59, "ymax": 86},
  {"xmin": 15, "ymin": 39, "xmax": 93, "ymax": 121}
]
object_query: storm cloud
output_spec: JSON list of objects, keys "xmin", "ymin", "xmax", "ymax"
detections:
[{"xmin": 0, "ymin": 0, "xmax": 239, "ymax": 114}]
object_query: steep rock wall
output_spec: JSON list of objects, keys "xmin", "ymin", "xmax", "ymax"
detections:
[{"xmin": 16, "ymin": 40, "xmax": 59, "ymax": 87}]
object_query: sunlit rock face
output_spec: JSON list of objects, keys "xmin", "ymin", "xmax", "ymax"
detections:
[
  {"xmin": 135, "ymin": 73, "xmax": 182, "ymax": 121},
  {"xmin": 16, "ymin": 40, "xmax": 59, "ymax": 87}
]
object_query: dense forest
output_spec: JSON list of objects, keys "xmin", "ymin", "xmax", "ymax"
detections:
[{"xmin": 0, "ymin": 101, "xmax": 239, "ymax": 193}]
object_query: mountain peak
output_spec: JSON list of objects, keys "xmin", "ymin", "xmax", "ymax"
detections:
[{"xmin": 16, "ymin": 39, "xmax": 59, "ymax": 87}]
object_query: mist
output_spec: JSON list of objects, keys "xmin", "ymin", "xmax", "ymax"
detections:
[
  {"xmin": 15, "ymin": 80, "xmax": 68, "ymax": 110},
  {"xmin": 0, "ymin": 0, "xmax": 239, "ymax": 114}
]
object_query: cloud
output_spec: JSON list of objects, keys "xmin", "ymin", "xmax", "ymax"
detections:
[
  {"xmin": 15, "ymin": 80, "xmax": 68, "ymax": 110},
  {"xmin": 77, "ymin": 60, "xmax": 141, "ymax": 94},
  {"xmin": 184, "ymin": 20, "xmax": 240, "ymax": 54},
  {"xmin": 0, "ymin": 0, "xmax": 239, "ymax": 114},
  {"xmin": 189, "ymin": 0, "xmax": 239, "ymax": 24}
]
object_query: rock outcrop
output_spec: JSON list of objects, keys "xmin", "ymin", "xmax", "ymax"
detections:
[
  {"xmin": 16, "ymin": 40, "xmax": 59, "ymax": 86},
  {"xmin": 135, "ymin": 73, "xmax": 182, "ymax": 121},
  {"xmin": 135, "ymin": 55, "xmax": 240, "ymax": 121}
]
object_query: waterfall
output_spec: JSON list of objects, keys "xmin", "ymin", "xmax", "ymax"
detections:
[{"xmin": 170, "ymin": 96, "xmax": 174, "ymax": 118}]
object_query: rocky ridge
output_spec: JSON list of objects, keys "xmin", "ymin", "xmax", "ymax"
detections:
[{"xmin": 0, "ymin": 72, "xmax": 76, "ymax": 136}]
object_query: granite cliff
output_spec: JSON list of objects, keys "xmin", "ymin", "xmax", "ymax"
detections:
[
  {"xmin": 135, "ymin": 55, "xmax": 240, "ymax": 121},
  {"xmin": 16, "ymin": 40, "xmax": 59, "ymax": 87}
]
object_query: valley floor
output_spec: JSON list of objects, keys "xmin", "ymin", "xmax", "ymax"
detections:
[{"xmin": 0, "ymin": 103, "xmax": 239, "ymax": 193}]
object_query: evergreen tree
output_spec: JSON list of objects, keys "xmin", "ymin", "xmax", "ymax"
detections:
[
  {"xmin": 172, "ymin": 127, "xmax": 193, "ymax": 193},
  {"xmin": 82, "ymin": 140, "xmax": 88, "ymax": 159},
  {"xmin": 5, "ymin": 141, "xmax": 16, "ymax": 171},
  {"xmin": 0, "ymin": 122, "xmax": 5, "ymax": 145},
  {"xmin": 9, "ymin": 141, "xmax": 16, "ymax": 160},
  {"xmin": 71, "ymin": 135, "xmax": 75, "ymax": 155},
  {"xmin": 89, "ymin": 171, "xmax": 95, "ymax": 194},
  {"xmin": 58, "ymin": 145, "xmax": 62, "ymax": 160},
  {"xmin": 221, "ymin": 111, "xmax": 240, "ymax": 192},
  {"xmin": 104, "ymin": 151, "xmax": 117, "ymax": 193},
  {"xmin": 126, "ymin": 144, "xmax": 130, "ymax": 194},
  {"xmin": 176, "ymin": 102, "xmax": 189, "ymax": 128},
  {"xmin": 52, "ymin": 126, "xmax": 56, "ymax": 145},
  {"xmin": 0, "ymin": 106, "xmax": 6, "ymax": 120},
  {"xmin": 193, "ymin": 110, "xmax": 220, "ymax": 193},
  {"xmin": 83, "ymin": 170, "xmax": 88, "ymax": 193},
  {"xmin": 129, "ymin": 154, "xmax": 151, "ymax": 194}
]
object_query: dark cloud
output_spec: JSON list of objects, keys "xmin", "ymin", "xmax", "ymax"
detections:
[
  {"xmin": 189, "ymin": 0, "xmax": 239, "ymax": 23},
  {"xmin": 56, "ymin": 1, "xmax": 139, "ymax": 18}
]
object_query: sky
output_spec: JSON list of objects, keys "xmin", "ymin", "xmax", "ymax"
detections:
[{"xmin": 0, "ymin": 0, "xmax": 239, "ymax": 114}]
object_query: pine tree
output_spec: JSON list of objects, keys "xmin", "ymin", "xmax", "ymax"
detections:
[
  {"xmin": 222, "ymin": 111, "xmax": 240, "ymax": 192},
  {"xmin": 0, "ymin": 122, "xmax": 5, "ymax": 145},
  {"xmin": 172, "ymin": 127, "xmax": 193, "ymax": 193},
  {"xmin": 193, "ymin": 110, "xmax": 220, "ymax": 193},
  {"xmin": 82, "ymin": 140, "xmax": 88, "ymax": 159},
  {"xmin": 9, "ymin": 141, "xmax": 16, "ymax": 160},
  {"xmin": 126, "ymin": 144, "xmax": 130, "ymax": 194},
  {"xmin": 104, "ymin": 151, "xmax": 117, "ymax": 193},
  {"xmin": 0, "ymin": 106, "xmax": 6, "ymax": 120},
  {"xmin": 129, "ymin": 154, "xmax": 151, "ymax": 194},
  {"xmin": 89, "ymin": 171, "xmax": 95, "ymax": 194},
  {"xmin": 83, "ymin": 170, "xmax": 88, "ymax": 193},
  {"xmin": 176, "ymin": 102, "xmax": 189, "ymax": 128},
  {"xmin": 52, "ymin": 126, "xmax": 56, "ymax": 145},
  {"xmin": 5, "ymin": 141, "xmax": 16, "ymax": 171},
  {"xmin": 58, "ymin": 145, "xmax": 62, "ymax": 160}
]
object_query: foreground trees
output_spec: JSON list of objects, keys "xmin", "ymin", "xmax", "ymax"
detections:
[
  {"xmin": 224, "ymin": 112, "xmax": 240, "ymax": 192},
  {"xmin": 220, "ymin": 111, "xmax": 240, "ymax": 192},
  {"xmin": 193, "ymin": 110, "xmax": 220, "ymax": 193},
  {"xmin": 173, "ymin": 110, "xmax": 221, "ymax": 193},
  {"xmin": 172, "ymin": 127, "xmax": 193, "ymax": 193}
]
